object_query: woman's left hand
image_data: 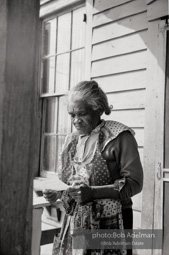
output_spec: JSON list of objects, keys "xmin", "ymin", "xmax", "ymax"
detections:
[{"xmin": 67, "ymin": 184, "xmax": 94, "ymax": 204}]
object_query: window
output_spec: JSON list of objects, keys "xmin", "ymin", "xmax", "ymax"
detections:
[{"xmin": 40, "ymin": 6, "xmax": 86, "ymax": 176}]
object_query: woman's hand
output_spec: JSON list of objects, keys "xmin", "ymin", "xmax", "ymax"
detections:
[
  {"xmin": 67, "ymin": 184, "xmax": 94, "ymax": 204},
  {"xmin": 43, "ymin": 189, "xmax": 61, "ymax": 204}
]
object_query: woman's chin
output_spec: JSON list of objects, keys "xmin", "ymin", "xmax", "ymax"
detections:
[
  {"xmin": 75, "ymin": 125, "xmax": 92, "ymax": 135},
  {"xmin": 76, "ymin": 129, "xmax": 89, "ymax": 136},
  {"xmin": 78, "ymin": 131, "xmax": 87, "ymax": 135}
]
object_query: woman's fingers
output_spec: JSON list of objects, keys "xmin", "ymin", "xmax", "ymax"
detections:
[
  {"xmin": 67, "ymin": 185, "xmax": 78, "ymax": 192},
  {"xmin": 43, "ymin": 189, "xmax": 58, "ymax": 202},
  {"xmin": 43, "ymin": 189, "xmax": 54, "ymax": 196},
  {"xmin": 67, "ymin": 186, "xmax": 82, "ymax": 202},
  {"xmin": 44, "ymin": 192, "xmax": 56, "ymax": 199},
  {"xmin": 67, "ymin": 185, "xmax": 93, "ymax": 204}
]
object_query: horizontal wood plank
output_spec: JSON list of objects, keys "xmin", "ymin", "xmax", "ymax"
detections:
[
  {"xmin": 93, "ymin": 0, "xmax": 147, "ymax": 27},
  {"xmin": 146, "ymin": 0, "xmax": 157, "ymax": 5},
  {"xmin": 33, "ymin": 196, "xmax": 50, "ymax": 208},
  {"xmin": 107, "ymin": 90, "xmax": 145, "ymax": 110},
  {"xmin": 91, "ymin": 51, "xmax": 147, "ymax": 78},
  {"xmin": 93, "ymin": 12, "xmax": 148, "ymax": 44},
  {"xmin": 94, "ymin": 70, "xmax": 147, "ymax": 93},
  {"xmin": 147, "ymin": 0, "xmax": 168, "ymax": 21},
  {"xmin": 103, "ymin": 109, "xmax": 145, "ymax": 128},
  {"xmin": 132, "ymin": 192, "xmax": 142, "ymax": 211},
  {"xmin": 93, "ymin": 0, "xmax": 133, "ymax": 14},
  {"xmin": 92, "ymin": 31, "xmax": 147, "ymax": 61}
]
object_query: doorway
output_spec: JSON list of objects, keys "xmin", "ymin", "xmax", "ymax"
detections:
[{"xmin": 163, "ymin": 29, "xmax": 169, "ymax": 255}]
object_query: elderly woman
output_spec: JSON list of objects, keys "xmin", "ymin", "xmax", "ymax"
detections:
[{"xmin": 43, "ymin": 80, "xmax": 143, "ymax": 255}]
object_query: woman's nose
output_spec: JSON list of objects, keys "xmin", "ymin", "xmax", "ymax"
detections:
[{"xmin": 73, "ymin": 116, "xmax": 81, "ymax": 124}]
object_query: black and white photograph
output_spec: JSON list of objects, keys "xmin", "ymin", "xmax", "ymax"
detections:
[{"xmin": 0, "ymin": 1, "xmax": 168, "ymax": 255}]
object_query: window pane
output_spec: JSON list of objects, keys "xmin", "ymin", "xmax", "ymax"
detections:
[
  {"xmin": 57, "ymin": 13, "xmax": 71, "ymax": 53},
  {"xmin": 58, "ymin": 96, "xmax": 71, "ymax": 134},
  {"xmin": 55, "ymin": 135, "xmax": 66, "ymax": 172},
  {"xmin": 55, "ymin": 53, "xmax": 70, "ymax": 94},
  {"xmin": 42, "ymin": 57, "xmax": 55, "ymax": 93},
  {"xmin": 70, "ymin": 49, "xmax": 85, "ymax": 88},
  {"xmin": 56, "ymin": 96, "xmax": 71, "ymax": 171},
  {"xmin": 72, "ymin": 7, "xmax": 85, "ymax": 49},
  {"xmin": 40, "ymin": 7, "xmax": 86, "ymax": 176},
  {"xmin": 43, "ymin": 18, "xmax": 56, "ymax": 56},
  {"xmin": 44, "ymin": 98, "xmax": 58, "ymax": 133},
  {"xmin": 42, "ymin": 135, "xmax": 56, "ymax": 172}
]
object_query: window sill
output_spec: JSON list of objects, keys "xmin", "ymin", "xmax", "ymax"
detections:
[
  {"xmin": 33, "ymin": 176, "xmax": 66, "ymax": 209},
  {"xmin": 33, "ymin": 196, "xmax": 50, "ymax": 209},
  {"xmin": 33, "ymin": 177, "xmax": 51, "ymax": 209}
]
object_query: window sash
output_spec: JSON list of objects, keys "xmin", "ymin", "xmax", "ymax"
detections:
[{"xmin": 40, "ymin": 5, "xmax": 86, "ymax": 176}]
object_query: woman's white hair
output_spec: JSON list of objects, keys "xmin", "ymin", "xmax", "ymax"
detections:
[{"xmin": 68, "ymin": 80, "xmax": 112, "ymax": 115}]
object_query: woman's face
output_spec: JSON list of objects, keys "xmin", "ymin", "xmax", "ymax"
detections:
[{"xmin": 68, "ymin": 99, "xmax": 101, "ymax": 135}]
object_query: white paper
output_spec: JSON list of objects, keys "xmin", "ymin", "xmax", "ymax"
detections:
[{"xmin": 34, "ymin": 178, "xmax": 69, "ymax": 191}]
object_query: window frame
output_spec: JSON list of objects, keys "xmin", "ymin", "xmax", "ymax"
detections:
[{"xmin": 39, "ymin": 2, "xmax": 89, "ymax": 178}]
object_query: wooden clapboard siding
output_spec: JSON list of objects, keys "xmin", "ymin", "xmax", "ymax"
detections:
[
  {"xmin": 146, "ymin": 0, "xmax": 156, "ymax": 4},
  {"xmin": 107, "ymin": 90, "xmax": 145, "ymax": 110},
  {"xmin": 90, "ymin": 0, "xmax": 147, "ymax": 231},
  {"xmin": 93, "ymin": 0, "xmax": 147, "ymax": 27},
  {"xmin": 94, "ymin": 70, "xmax": 147, "ymax": 93},
  {"xmin": 103, "ymin": 109, "xmax": 145, "ymax": 128},
  {"xmin": 91, "ymin": 50, "xmax": 147, "ymax": 78},
  {"xmin": 92, "ymin": 31, "xmax": 147, "ymax": 61},
  {"xmin": 133, "ymin": 128, "xmax": 144, "ymax": 147},
  {"xmin": 147, "ymin": 0, "xmax": 168, "ymax": 21},
  {"xmin": 92, "ymin": 12, "xmax": 148, "ymax": 44},
  {"xmin": 93, "ymin": 0, "xmax": 133, "ymax": 14}
]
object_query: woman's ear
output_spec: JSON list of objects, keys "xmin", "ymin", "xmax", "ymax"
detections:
[{"xmin": 98, "ymin": 110, "xmax": 103, "ymax": 116}]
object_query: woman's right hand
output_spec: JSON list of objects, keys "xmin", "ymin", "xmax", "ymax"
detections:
[{"xmin": 43, "ymin": 189, "xmax": 60, "ymax": 204}]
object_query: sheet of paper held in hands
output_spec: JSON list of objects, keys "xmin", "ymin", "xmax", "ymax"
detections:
[{"xmin": 35, "ymin": 178, "xmax": 69, "ymax": 191}]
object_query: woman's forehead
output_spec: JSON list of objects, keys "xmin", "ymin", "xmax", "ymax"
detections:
[{"xmin": 68, "ymin": 99, "xmax": 91, "ymax": 112}]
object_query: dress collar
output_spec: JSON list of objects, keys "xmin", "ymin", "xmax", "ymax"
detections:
[
  {"xmin": 78, "ymin": 120, "xmax": 105, "ymax": 139},
  {"xmin": 91, "ymin": 119, "xmax": 105, "ymax": 134}
]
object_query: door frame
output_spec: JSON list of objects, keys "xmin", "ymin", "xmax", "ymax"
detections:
[{"xmin": 141, "ymin": 18, "xmax": 167, "ymax": 255}]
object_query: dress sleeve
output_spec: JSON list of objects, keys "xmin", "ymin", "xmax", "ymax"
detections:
[{"xmin": 114, "ymin": 131, "xmax": 143, "ymax": 201}]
